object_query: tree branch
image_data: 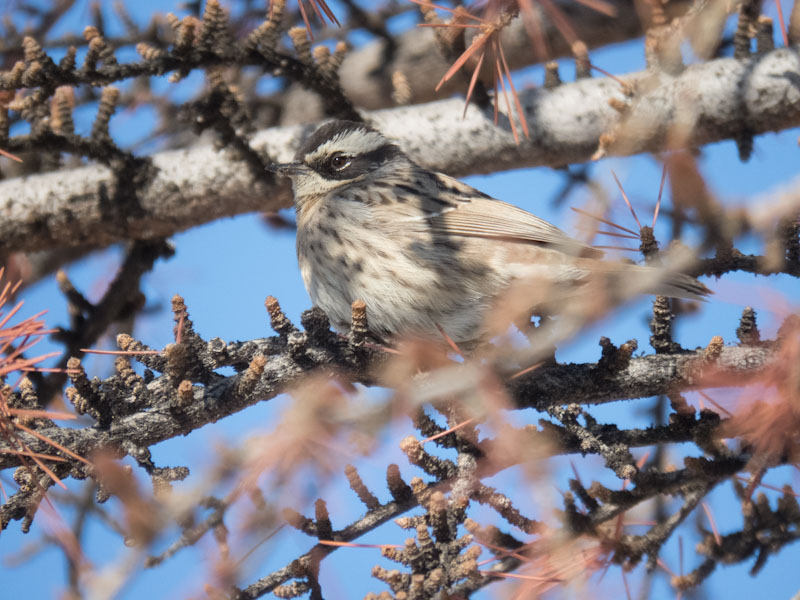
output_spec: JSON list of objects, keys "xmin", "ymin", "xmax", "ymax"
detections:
[
  {"xmin": 0, "ymin": 331, "xmax": 776, "ymax": 475},
  {"xmin": 333, "ymin": 0, "xmax": 677, "ymax": 110},
  {"xmin": 3, "ymin": 48, "xmax": 799, "ymax": 254}
]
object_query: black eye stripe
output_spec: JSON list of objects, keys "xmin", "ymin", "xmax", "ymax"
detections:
[{"xmin": 310, "ymin": 144, "xmax": 402, "ymax": 180}]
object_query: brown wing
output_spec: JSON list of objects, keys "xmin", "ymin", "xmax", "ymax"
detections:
[{"xmin": 422, "ymin": 173, "xmax": 603, "ymax": 258}]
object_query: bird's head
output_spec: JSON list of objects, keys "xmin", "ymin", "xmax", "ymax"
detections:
[{"xmin": 271, "ymin": 120, "xmax": 405, "ymax": 205}]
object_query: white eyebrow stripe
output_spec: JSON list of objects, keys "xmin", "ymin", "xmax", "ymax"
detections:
[{"xmin": 305, "ymin": 129, "xmax": 387, "ymax": 163}]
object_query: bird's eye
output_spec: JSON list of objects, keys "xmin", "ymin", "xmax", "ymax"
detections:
[{"xmin": 330, "ymin": 154, "xmax": 350, "ymax": 170}]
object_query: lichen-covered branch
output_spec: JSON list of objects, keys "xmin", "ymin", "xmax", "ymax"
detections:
[
  {"xmin": 0, "ymin": 306, "xmax": 778, "ymax": 477},
  {"xmin": 2, "ymin": 47, "xmax": 800, "ymax": 254}
]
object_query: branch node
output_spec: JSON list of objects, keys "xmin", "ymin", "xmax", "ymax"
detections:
[
  {"xmin": 650, "ymin": 296, "xmax": 682, "ymax": 354},
  {"xmin": 598, "ymin": 337, "xmax": 638, "ymax": 371},
  {"xmin": 245, "ymin": 0, "xmax": 285, "ymax": 51},
  {"xmin": 289, "ymin": 27, "xmax": 313, "ymax": 65},
  {"xmin": 756, "ymin": 16, "xmax": 775, "ymax": 54},
  {"xmin": 345, "ymin": 464, "xmax": 380, "ymax": 509},
  {"xmin": 282, "ymin": 508, "xmax": 316, "ymax": 535},
  {"xmin": 702, "ymin": 336, "xmax": 724, "ymax": 362},
  {"xmin": 236, "ymin": 355, "xmax": 267, "ymax": 397},
  {"xmin": 91, "ymin": 87, "xmax": 120, "ymax": 143},
  {"xmin": 386, "ymin": 464, "xmax": 413, "ymax": 503},
  {"xmin": 734, "ymin": 2, "xmax": 758, "ymax": 60},
  {"xmin": 572, "ymin": 41, "xmax": 591, "ymax": 79},
  {"xmin": 348, "ymin": 299, "xmax": 369, "ymax": 350},
  {"xmin": 136, "ymin": 42, "xmax": 167, "ymax": 60},
  {"xmin": 300, "ymin": 307, "xmax": 334, "ymax": 346},
  {"xmin": 265, "ymin": 296, "xmax": 299, "ymax": 338},
  {"xmin": 544, "ymin": 61, "xmax": 561, "ymax": 89},
  {"xmin": 66, "ymin": 357, "xmax": 105, "ymax": 423},
  {"xmin": 197, "ymin": 0, "xmax": 232, "ymax": 56},
  {"xmin": 176, "ymin": 380, "xmax": 195, "ymax": 408},
  {"xmin": 314, "ymin": 498, "xmax": 333, "ymax": 540},
  {"xmin": 391, "ymin": 70, "xmax": 412, "ymax": 106},
  {"xmin": 737, "ymin": 307, "xmax": 761, "ymax": 345}
]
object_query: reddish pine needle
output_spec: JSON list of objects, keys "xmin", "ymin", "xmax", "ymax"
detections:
[
  {"xmin": 610, "ymin": 169, "xmax": 642, "ymax": 230},
  {"xmin": 735, "ymin": 475, "xmax": 800, "ymax": 498},
  {"xmin": 318, "ymin": 540, "xmax": 402, "ymax": 549},
  {"xmin": 418, "ymin": 2, "xmax": 528, "ymax": 141},
  {"xmin": 418, "ymin": 22, "xmax": 482, "ymax": 28},
  {"xmin": 0, "ymin": 449, "xmax": 69, "ymax": 461},
  {"xmin": 0, "ymin": 299, "xmax": 28, "ymax": 329},
  {"xmin": 176, "ymin": 311, "xmax": 185, "ymax": 344},
  {"xmin": 494, "ymin": 38, "xmax": 520, "ymax": 144},
  {"xmin": 517, "ymin": 0, "xmax": 549, "ymax": 59},
  {"xmin": 422, "ymin": 418, "xmax": 477, "ymax": 443},
  {"xmin": 569, "ymin": 460, "xmax": 583, "ymax": 486},
  {"xmin": 535, "ymin": 0, "xmax": 579, "ymax": 45},
  {"xmin": 307, "ymin": 1, "xmax": 324, "ymax": 25},
  {"xmin": 497, "ymin": 38, "xmax": 530, "ymax": 138},
  {"xmin": 573, "ymin": 0, "xmax": 618, "ymax": 17},
  {"xmin": 80, "ymin": 348, "xmax": 163, "ymax": 355},
  {"xmin": 474, "ymin": 538, "xmax": 536, "ymax": 564},
  {"xmin": 21, "ymin": 367, "xmax": 79, "ymax": 374},
  {"xmin": 591, "ymin": 245, "xmax": 638, "ymax": 252},
  {"xmin": 775, "ymin": 0, "xmax": 789, "ymax": 47},
  {"xmin": 619, "ymin": 449, "xmax": 649, "ymax": 488},
  {"xmin": 7, "ymin": 408, "xmax": 77, "ymax": 420},
  {"xmin": 509, "ymin": 362, "xmax": 543, "ymax": 380},
  {"xmin": 701, "ymin": 502, "xmax": 722, "ymax": 547},
  {"xmin": 0, "ymin": 421, "xmax": 68, "ymax": 489},
  {"xmin": 312, "ymin": 0, "xmax": 339, "ymax": 25},
  {"xmin": 12, "ymin": 420, "xmax": 92, "ymax": 465},
  {"xmin": 463, "ymin": 49, "xmax": 486, "ymax": 118},
  {"xmin": 435, "ymin": 323, "xmax": 463, "ymax": 357},
  {"xmin": 363, "ymin": 342, "xmax": 402, "ymax": 355},
  {"xmin": 589, "ymin": 63, "xmax": 628, "ymax": 88},
  {"xmin": 0, "ymin": 148, "xmax": 23, "ymax": 162},
  {"xmin": 436, "ymin": 31, "xmax": 488, "ymax": 91},
  {"xmin": 741, "ymin": 467, "xmax": 766, "ymax": 501},
  {"xmin": 592, "ymin": 229, "xmax": 641, "ymax": 240},
  {"xmin": 636, "ymin": 451, "xmax": 651, "ymax": 468},
  {"xmin": 656, "ymin": 558, "xmax": 677, "ymax": 578},
  {"xmin": 479, "ymin": 570, "xmax": 561, "ymax": 582},
  {"xmin": 570, "ymin": 207, "xmax": 640, "ymax": 237},
  {"xmin": 622, "ymin": 569, "xmax": 632, "ymax": 600},
  {"xmin": 697, "ymin": 391, "xmax": 733, "ymax": 417},
  {"xmin": 654, "ymin": 162, "xmax": 667, "ymax": 228},
  {"xmin": 297, "ymin": 0, "xmax": 313, "ymax": 39},
  {"xmin": 409, "ymin": 0, "xmax": 490, "ymax": 23}
]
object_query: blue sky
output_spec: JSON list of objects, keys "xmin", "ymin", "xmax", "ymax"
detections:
[{"xmin": 2, "ymin": 1, "xmax": 800, "ymax": 599}]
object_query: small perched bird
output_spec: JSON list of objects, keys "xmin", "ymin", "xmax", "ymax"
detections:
[{"xmin": 273, "ymin": 120, "xmax": 709, "ymax": 345}]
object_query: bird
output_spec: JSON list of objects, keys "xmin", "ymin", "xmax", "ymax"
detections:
[{"xmin": 272, "ymin": 120, "xmax": 709, "ymax": 346}]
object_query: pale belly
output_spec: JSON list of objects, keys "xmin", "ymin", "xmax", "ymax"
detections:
[{"xmin": 297, "ymin": 225, "xmax": 505, "ymax": 343}]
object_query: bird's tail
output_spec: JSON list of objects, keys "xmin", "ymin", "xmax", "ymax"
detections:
[{"xmin": 589, "ymin": 262, "xmax": 711, "ymax": 302}]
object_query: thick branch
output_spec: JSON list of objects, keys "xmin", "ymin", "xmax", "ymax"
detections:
[
  {"xmin": 0, "ymin": 339, "xmax": 776, "ymax": 474},
  {"xmin": 510, "ymin": 345, "xmax": 775, "ymax": 409},
  {"xmin": 2, "ymin": 48, "xmax": 800, "ymax": 254}
]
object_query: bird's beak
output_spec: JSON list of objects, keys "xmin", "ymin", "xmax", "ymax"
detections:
[{"xmin": 268, "ymin": 161, "xmax": 306, "ymax": 178}]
